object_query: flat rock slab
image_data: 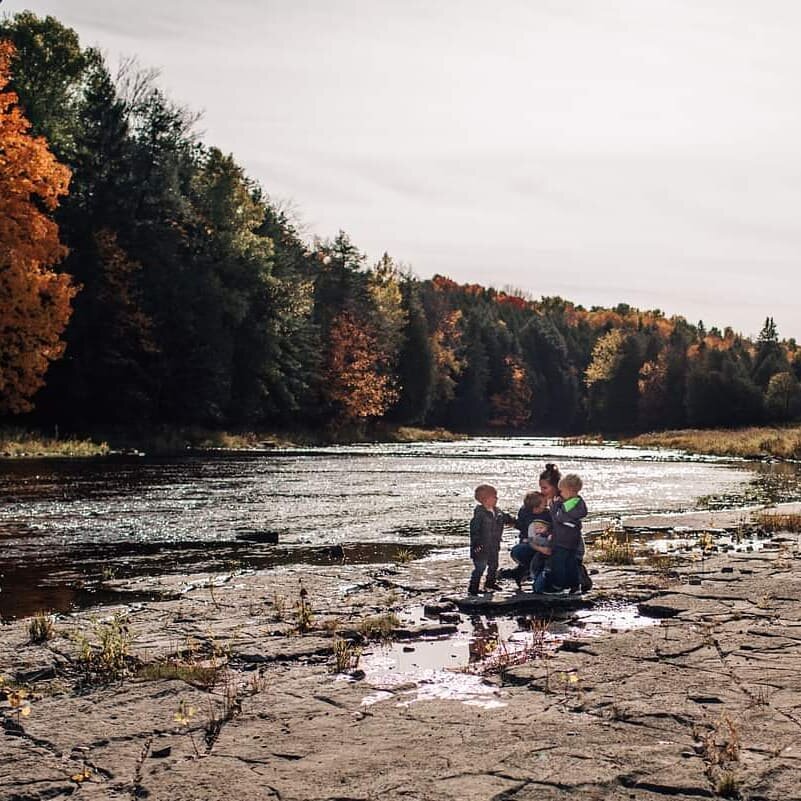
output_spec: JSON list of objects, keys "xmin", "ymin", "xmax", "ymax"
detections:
[{"xmin": 451, "ymin": 590, "xmax": 594, "ymax": 613}]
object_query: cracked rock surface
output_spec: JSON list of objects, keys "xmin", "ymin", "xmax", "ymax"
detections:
[{"xmin": 3, "ymin": 539, "xmax": 801, "ymax": 800}]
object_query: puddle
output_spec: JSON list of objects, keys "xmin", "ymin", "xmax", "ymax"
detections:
[{"xmin": 357, "ymin": 602, "xmax": 656, "ymax": 708}]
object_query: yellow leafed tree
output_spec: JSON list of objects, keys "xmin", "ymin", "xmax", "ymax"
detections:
[{"xmin": 0, "ymin": 41, "xmax": 76, "ymax": 414}]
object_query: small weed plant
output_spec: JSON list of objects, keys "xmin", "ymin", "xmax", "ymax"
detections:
[
  {"xmin": 393, "ymin": 548, "xmax": 415, "ymax": 565},
  {"xmin": 75, "ymin": 612, "xmax": 133, "ymax": 680},
  {"xmin": 332, "ymin": 638, "xmax": 362, "ymax": 673},
  {"xmin": 716, "ymin": 772, "xmax": 740, "ymax": 799},
  {"xmin": 358, "ymin": 612, "xmax": 400, "ymax": 641},
  {"xmin": 1, "ymin": 677, "xmax": 32, "ymax": 726},
  {"xmin": 272, "ymin": 593, "xmax": 287, "ymax": 622},
  {"xmin": 294, "ymin": 583, "xmax": 313, "ymax": 633},
  {"xmin": 174, "ymin": 699, "xmax": 201, "ymax": 757},
  {"xmin": 28, "ymin": 612, "xmax": 55, "ymax": 644},
  {"xmin": 593, "ymin": 529, "xmax": 635, "ymax": 565}
]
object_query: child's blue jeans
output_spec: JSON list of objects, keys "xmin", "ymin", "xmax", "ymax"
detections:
[
  {"xmin": 468, "ymin": 548, "xmax": 499, "ymax": 593},
  {"xmin": 549, "ymin": 546, "xmax": 579, "ymax": 591}
]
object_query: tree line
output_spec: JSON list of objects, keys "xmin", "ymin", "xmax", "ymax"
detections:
[{"xmin": 2, "ymin": 13, "xmax": 801, "ymax": 437}]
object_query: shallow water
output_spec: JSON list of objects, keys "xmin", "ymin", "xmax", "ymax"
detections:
[
  {"xmin": 358, "ymin": 601, "xmax": 657, "ymax": 708},
  {"xmin": 0, "ymin": 438, "xmax": 798, "ymax": 619}
]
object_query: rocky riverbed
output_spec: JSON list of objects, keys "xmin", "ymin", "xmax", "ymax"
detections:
[{"xmin": 2, "ymin": 517, "xmax": 801, "ymax": 800}]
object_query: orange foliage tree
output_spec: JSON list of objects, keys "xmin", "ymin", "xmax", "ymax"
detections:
[
  {"xmin": 324, "ymin": 312, "xmax": 398, "ymax": 423},
  {"xmin": 490, "ymin": 355, "xmax": 533, "ymax": 428},
  {"xmin": 0, "ymin": 41, "xmax": 75, "ymax": 414}
]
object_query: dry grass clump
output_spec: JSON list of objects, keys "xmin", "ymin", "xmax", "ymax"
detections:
[
  {"xmin": 755, "ymin": 511, "xmax": 801, "ymax": 533},
  {"xmin": 332, "ymin": 638, "xmax": 362, "ymax": 673},
  {"xmin": 358, "ymin": 612, "xmax": 400, "ymax": 641},
  {"xmin": 137, "ymin": 661, "xmax": 220, "ymax": 688},
  {"xmin": 0, "ymin": 427, "xmax": 109, "ymax": 458},
  {"xmin": 625, "ymin": 426, "xmax": 801, "ymax": 460},
  {"xmin": 384, "ymin": 426, "xmax": 466, "ymax": 443},
  {"xmin": 28, "ymin": 612, "xmax": 55, "ymax": 644},
  {"xmin": 592, "ymin": 532, "xmax": 636, "ymax": 565},
  {"xmin": 74, "ymin": 613, "xmax": 133, "ymax": 680},
  {"xmin": 558, "ymin": 434, "xmax": 604, "ymax": 446},
  {"xmin": 393, "ymin": 547, "xmax": 416, "ymax": 565}
]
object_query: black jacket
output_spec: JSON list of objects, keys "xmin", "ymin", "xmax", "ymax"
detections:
[
  {"xmin": 551, "ymin": 496, "xmax": 588, "ymax": 551},
  {"xmin": 470, "ymin": 505, "xmax": 510, "ymax": 553}
]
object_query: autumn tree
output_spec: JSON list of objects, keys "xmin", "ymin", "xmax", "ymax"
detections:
[
  {"xmin": 490, "ymin": 355, "xmax": 533, "ymax": 428},
  {"xmin": 323, "ymin": 312, "xmax": 398, "ymax": 425},
  {"xmin": 0, "ymin": 41, "xmax": 76, "ymax": 414}
]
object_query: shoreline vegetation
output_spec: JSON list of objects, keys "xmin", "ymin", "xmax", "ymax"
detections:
[
  {"xmin": 624, "ymin": 425, "xmax": 801, "ymax": 461},
  {"xmin": 5, "ymin": 423, "xmax": 801, "ymax": 461},
  {"xmin": 0, "ymin": 424, "xmax": 467, "ymax": 458}
]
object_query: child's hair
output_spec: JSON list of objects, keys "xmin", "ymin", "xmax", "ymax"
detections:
[
  {"xmin": 539, "ymin": 463, "xmax": 561, "ymax": 492},
  {"xmin": 474, "ymin": 484, "xmax": 497, "ymax": 503},
  {"xmin": 523, "ymin": 491, "xmax": 546, "ymax": 511},
  {"xmin": 559, "ymin": 474, "xmax": 583, "ymax": 494}
]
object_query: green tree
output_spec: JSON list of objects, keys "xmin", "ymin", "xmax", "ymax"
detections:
[
  {"xmin": 585, "ymin": 329, "xmax": 643, "ymax": 432},
  {"xmin": 752, "ymin": 316, "xmax": 789, "ymax": 390},
  {"xmin": 391, "ymin": 281, "xmax": 435, "ymax": 424},
  {"xmin": 765, "ymin": 372, "xmax": 801, "ymax": 422}
]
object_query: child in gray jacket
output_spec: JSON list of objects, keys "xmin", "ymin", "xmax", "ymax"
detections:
[{"xmin": 468, "ymin": 484, "xmax": 515, "ymax": 595}]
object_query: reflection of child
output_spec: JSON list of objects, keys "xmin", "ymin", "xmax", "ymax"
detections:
[
  {"xmin": 508, "ymin": 492, "xmax": 551, "ymax": 588},
  {"xmin": 468, "ymin": 484, "xmax": 514, "ymax": 595}
]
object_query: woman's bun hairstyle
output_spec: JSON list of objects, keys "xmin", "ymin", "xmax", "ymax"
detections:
[{"xmin": 540, "ymin": 463, "xmax": 561, "ymax": 484}]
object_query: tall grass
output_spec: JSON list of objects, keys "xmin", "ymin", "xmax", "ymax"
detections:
[
  {"xmin": 755, "ymin": 511, "xmax": 801, "ymax": 533},
  {"xmin": 626, "ymin": 426, "xmax": 801, "ymax": 460},
  {"xmin": 0, "ymin": 428, "xmax": 108, "ymax": 458}
]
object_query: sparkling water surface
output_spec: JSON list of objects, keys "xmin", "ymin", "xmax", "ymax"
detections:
[{"xmin": 0, "ymin": 438, "xmax": 761, "ymax": 549}]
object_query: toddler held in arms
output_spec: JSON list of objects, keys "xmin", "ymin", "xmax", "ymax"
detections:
[
  {"xmin": 504, "ymin": 491, "xmax": 551, "ymax": 589},
  {"xmin": 468, "ymin": 484, "xmax": 515, "ymax": 595}
]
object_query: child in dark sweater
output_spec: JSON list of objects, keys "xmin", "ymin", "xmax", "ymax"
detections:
[
  {"xmin": 545, "ymin": 473, "xmax": 588, "ymax": 594},
  {"xmin": 468, "ymin": 484, "xmax": 515, "ymax": 595}
]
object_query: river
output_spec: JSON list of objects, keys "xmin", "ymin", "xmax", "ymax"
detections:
[{"xmin": 1, "ymin": 437, "xmax": 799, "ymax": 618}]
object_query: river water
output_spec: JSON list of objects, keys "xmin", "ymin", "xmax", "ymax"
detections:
[{"xmin": 1, "ymin": 438, "xmax": 799, "ymax": 618}]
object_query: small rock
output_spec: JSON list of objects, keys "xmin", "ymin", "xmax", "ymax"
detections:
[
  {"xmin": 402, "ymin": 646, "xmax": 415, "ymax": 653},
  {"xmin": 424, "ymin": 602, "xmax": 456, "ymax": 617},
  {"xmin": 349, "ymin": 669, "xmax": 366, "ymax": 681},
  {"xmin": 151, "ymin": 746, "xmax": 172, "ymax": 758},
  {"xmin": 721, "ymin": 566, "xmax": 734, "ymax": 574},
  {"xmin": 688, "ymin": 576, "xmax": 702, "ymax": 585}
]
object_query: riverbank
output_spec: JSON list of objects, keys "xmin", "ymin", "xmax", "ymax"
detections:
[
  {"xmin": 0, "ymin": 424, "xmax": 465, "ymax": 458},
  {"xmin": 626, "ymin": 425, "xmax": 801, "ymax": 461},
  {"xmin": 3, "ymin": 515, "xmax": 800, "ymax": 800}
]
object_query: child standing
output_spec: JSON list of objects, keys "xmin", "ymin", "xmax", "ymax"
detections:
[
  {"xmin": 545, "ymin": 474, "xmax": 587, "ymax": 594},
  {"xmin": 468, "ymin": 484, "xmax": 513, "ymax": 595}
]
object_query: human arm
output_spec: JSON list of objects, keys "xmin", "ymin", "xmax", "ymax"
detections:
[{"xmin": 552, "ymin": 497, "xmax": 587, "ymax": 525}]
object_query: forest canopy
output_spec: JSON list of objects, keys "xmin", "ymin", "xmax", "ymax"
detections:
[{"xmin": 2, "ymin": 13, "xmax": 800, "ymax": 436}]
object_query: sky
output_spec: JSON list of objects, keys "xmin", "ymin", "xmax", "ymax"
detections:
[{"xmin": 6, "ymin": 0, "xmax": 801, "ymax": 338}]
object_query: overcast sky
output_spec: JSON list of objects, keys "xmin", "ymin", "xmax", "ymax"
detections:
[{"xmin": 7, "ymin": 0, "xmax": 801, "ymax": 338}]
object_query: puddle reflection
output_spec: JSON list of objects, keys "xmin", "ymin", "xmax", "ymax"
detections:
[{"xmin": 359, "ymin": 602, "xmax": 656, "ymax": 708}]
